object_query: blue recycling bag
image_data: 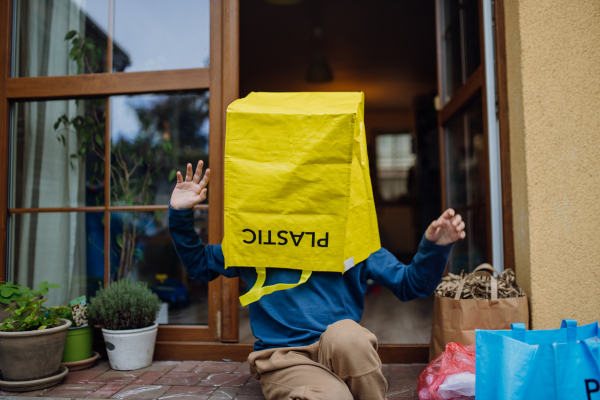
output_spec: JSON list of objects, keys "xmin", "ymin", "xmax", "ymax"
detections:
[{"xmin": 476, "ymin": 319, "xmax": 600, "ymax": 400}]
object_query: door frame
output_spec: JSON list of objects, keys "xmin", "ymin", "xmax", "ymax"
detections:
[{"xmin": 435, "ymin": 0, "xmax": 514, "ymax": 273}]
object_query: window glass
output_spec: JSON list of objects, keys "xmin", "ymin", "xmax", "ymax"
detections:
[
  {"xmin": 443, "ymin": 0, "xmax": 462, "ymax": 101},
  {"xmin": 110, "ymin": 211, "xmax": 209, "ymax": 325},
  {"xmin": 446, "ymin": 113, "xmax": 467, "ymax": 207},
  {"xmin": 9, "ymin": 212, "xmax": 105, "ymax": 307},
  {"xmin": 463, "ymin": 0, "xmax": 481, "ymax": 79},
  {"xmin": 445, "ymin": 96, "xmax": 489, "ymax": 273},
  {"xmin": 442, "ymin": 0, "xmax": 481, "ymax": 101},
  {"xmin": 109, "ymin": 92, "xmax": 209, "ymax": 206},
  {"xmin": 11, "ymin": 99, "xmax": 106, "ymax": 208},
  {"xmin": 376, "ymin": 133, "xmax": 417, "ymax": 201},
  {"xmin": 12, "ymin": 0, "xmax": 109, "ymax": 77},
  {"xmin": 113, "ymin": 0, "xmax": 210, "ymax": 72}
]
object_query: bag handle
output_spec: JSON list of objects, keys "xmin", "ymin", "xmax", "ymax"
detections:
[
  {"xmin": 561, "ymin": 319, "xmax": 578, "ymax": 342},
  {"xmin": 239, "ymin": 268, "xmax": 312, "ymax": 306},
  {"xmin": 454, "ymin": 263, "xmax": 500, "ymax": 301},
  {"xmin": 511, "ymin": 322, "xmax": 526, "ymax": 342}
]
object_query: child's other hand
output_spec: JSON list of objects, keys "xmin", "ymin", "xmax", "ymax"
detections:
[
  {"xmin": 170, "ymin": 160, "xmax": 210, "ymax": 210},
  {"xmin": 425, "ymin": 208, "xmax": 466, "ymax": 245}
]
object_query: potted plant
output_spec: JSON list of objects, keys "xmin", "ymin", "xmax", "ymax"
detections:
[
  {"xmin": 0, "ymin": 281, "xmax": 58, "ymax": 322},
  {"xmin": 0, "ymin": 296, "xmax": 71, "ymax": 387},
  {"xmin": 57, "ymin": 297, "xmax": 99, "ymax": 370},
  {"xmin": 88, "ymin": 279, "xmax": 161, "ymax": 370}
]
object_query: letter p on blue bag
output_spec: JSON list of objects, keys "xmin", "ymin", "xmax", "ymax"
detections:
[
  {"xmin": 222, "ymin": 92, "xmax": 380, "ymax": 306},
  {"xmin": 475, "ymin": 319, "xmax": 600, "ymax": 400}
]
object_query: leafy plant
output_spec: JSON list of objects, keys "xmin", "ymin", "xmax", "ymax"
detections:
[
  {"xmin": 0, "ymin": 298, "xmax": 70, "ymax": 332},
  {"xmin": 0, "ymin": 281, "xmax": 60, "ymax": 305},
  {"xmin": 64, "ymin": 29, "xmax": 104, "ymax": 74},
  {"xmin": 88, "ymin": 279, "xmax": 161, "ymax": 331}
]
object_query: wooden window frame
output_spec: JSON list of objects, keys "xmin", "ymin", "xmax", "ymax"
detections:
[
  {"xmin": 0, "ymin": 0, "xmax": 241, "ymax": 351},
  {"xmin": 435, "ymin": 0, "xmax": 515, "ymax": 272}
]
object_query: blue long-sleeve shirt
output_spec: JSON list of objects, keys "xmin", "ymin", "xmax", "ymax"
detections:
[{"xmin": 169, "ymin": 206, "xmax": 453, "ymax": 351}]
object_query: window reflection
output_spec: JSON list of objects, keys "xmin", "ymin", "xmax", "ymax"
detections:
[
  {"xmin": 110, "ymin": 211, "xmax": 209, "ymax": 325},
  {"xmin": 110, "ymin": 92, "xmax": 209, "ymax": 206},
  {"xmin": 113, "ymin": 0, "xmax": 210, "ymax": 72},
  {"xmin": 11, "ymin": 99, "xmax": 106, "ymax": 208},
  {"xmin": 12, "ymin": 0, "xmax": 119, "ymax": 77},
  {"xmin": 9, "ymin": 212, "xmax": 104, "ymax": 307}
]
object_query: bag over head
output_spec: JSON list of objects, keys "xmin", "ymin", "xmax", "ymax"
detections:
[{"xmin": 223, "ymin": 92, "xmax": 380, "ymax": 306}]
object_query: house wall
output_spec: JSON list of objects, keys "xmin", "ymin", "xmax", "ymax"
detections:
[{"xmin": 504, "ymin": 0, "xmax": 600, "ymax": 328}]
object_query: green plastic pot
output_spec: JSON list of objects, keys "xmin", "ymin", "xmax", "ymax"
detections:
[{"xmin": 61, "ymin": 324, "xmax": 93, "ymax": 363}]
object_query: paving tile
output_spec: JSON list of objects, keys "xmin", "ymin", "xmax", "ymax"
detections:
[
  {"xmin": 199, "ymin": 373, "xmax": 252, "ymax": 388},
  {"xmin": 132, "ymin": 372, "xmax": 167, "ymax": 385},
  {"xmin": 237, "ymin": 379, "xmax": 263, "ymax": 395},
  {"xmin": 86, "ymin": 383, "xmax": 127, "ymax": 399},
  {"xmin": 0, "ymin": 389, "xmax": 21, "ymax": 396},
  {"xmin": 44, "ymin": 383, "xmax": 104, "ymax": 398},
  {"xmin": 193, "ymin": 362, "xmax": 240, "ymax": 374},
  {"xmin": 152, "ymin": 361, "xmax": 181, "ymax": 367},
  {"xmin": 208, "ymin": 387, "xmax": 240, "ymax": 399},
  {"xmin": 158, "ymin": 386, "xmax": 215, "ymax": 400},
  {"xmin": 381, "ymin": 364, "xmax": 391, "ymax": 380},
  {"xmin": 388, "ymin": 364, "xmax": 413, "ymax": 377},
  {"xmin": 171, "ymin": 362, "xmax": 201, "ymax": 373},
  {"xmin": 235, "ymin": 396, "xmax": 267, "ymax": 400},
  {"xmin": 89, "ymin": 360, "xmax": 112, "ymax": 372},
  {"xmin": 136, "ymin": 364, "xmax": 179, "ymax": 373},
  {"xmin": 387, "ymin": 376, "xmax": 418, "ymax": 391},
  {"xmin": 16, "ymin": 388, "xmax": 52, "ymax": 397},
  {"xmin": 62, "ymin": 370, "xmax": 105, "ymax": 384},
  {"xmin": 233, "ymin": 363, "xmax": 250, "ymax": 374},
  {"xmin": 386, "ymin": 387, "xmax": 415, "ymax": 399},
  {"xmin": 113, "ymin": 385, "xmax": 171, "ymax": 400},
  {"xmin": 410, "ymin": 363, "xmax": 428, "ymax": 376},
  {"xmin": 91, "ymin": 370, "xmax": 146, "ymax": 385},
  {"xmin": 154, "ymin": 372, "xmax": 208, "ymax": 386}
]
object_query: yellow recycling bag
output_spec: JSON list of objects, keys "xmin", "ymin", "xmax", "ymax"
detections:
[{"xmin": 223, "ymin": 92, "xmax": 380, "ymax": 306}]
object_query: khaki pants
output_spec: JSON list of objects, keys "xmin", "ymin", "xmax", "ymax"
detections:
[{"xmin": 248, "ymin": 320, "xmax": 388, "ymax": 400}]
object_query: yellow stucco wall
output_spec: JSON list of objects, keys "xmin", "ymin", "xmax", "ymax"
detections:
[{"xmin": 504, "ymin": 0, "xmax": 600, "ymax": 329}]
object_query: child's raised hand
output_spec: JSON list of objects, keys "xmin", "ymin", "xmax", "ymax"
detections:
[
  {"xmin": 425, "ymin": 208, "xmax": 466, "ymax": 245},
  {"xmin": 170, "ymin": 160, "xmax": 210, "ymax": 210}
]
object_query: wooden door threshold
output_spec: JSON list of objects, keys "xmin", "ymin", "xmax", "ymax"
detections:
[{"xmin": 151, "ymin": 342, "xmax": 429, "ymax": 363}]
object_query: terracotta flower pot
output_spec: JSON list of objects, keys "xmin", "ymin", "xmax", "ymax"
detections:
[{"xmin": 0, "ymin": 318, "xmax": 71, "ymax": 381}]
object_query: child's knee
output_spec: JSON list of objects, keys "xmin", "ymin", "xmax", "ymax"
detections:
[{"xmin": 321, "ymin": 319, "xmax": 378, "ymax": 358}]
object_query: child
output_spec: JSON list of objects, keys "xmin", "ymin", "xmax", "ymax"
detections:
[{"xmin": 169, "ymin": 160, "xmax": 465, "ymax": 400}]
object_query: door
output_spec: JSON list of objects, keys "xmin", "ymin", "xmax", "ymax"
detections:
[
  {"xmin": 435, "ymin": 0, "xmax": 513, "ymax": 274},
  {"xmin": 0, "ymin": 0, "xmax": 241, "ymax": 358}
]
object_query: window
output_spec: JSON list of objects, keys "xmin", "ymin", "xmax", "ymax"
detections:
[
  {"xmin": 2, "ymin": 0, "xmax": 240, "ymax": 341},
  {"xmin": 376, "ymin": 133, "xmax": 417, "ymax": 201}
]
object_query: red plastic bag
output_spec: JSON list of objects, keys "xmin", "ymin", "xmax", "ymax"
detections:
[{"xmin": 417, "ymin": 342, "xmax": 476, "ymax": 400}]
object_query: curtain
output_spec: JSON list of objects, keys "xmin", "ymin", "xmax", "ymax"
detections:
[{"xmin": 12, "ymin": 0, "xmax": 89, "ymax": 306}]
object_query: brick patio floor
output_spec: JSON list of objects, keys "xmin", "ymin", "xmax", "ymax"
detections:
[{"xmin": 0, "ymin": 360, "xmax": 426, "ymax": 400}]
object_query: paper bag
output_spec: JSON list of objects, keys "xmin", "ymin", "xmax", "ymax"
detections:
[{"xmin": 429, "ymin": 264, "xmax": 529, "ymax": 360}]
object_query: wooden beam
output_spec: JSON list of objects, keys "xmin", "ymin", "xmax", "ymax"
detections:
[
  {"xmin": 8, "ymin": 204, "xmax": 209, "ymax": 214},
  {"xmin": 6, "ymin": 68, "xmax": 209, "ymax": 101},
  {"xmin": 494, "ymin": 0, "xmax": 516, "ymax": 272},
  {"xmin": 153, "ymin": 342, "xmax": 430, "ymax": 364},
  {"xmin": 378, "ymin": 344, "xmax": 429, "ymax": 364},
  {"xmin": 0, "ymin": 0, "xmax": 13, "ymax": 281},
  {"xmin": 438, "ymin": 65, "xmax": 483, "ymax": 125},
  {"xmin": 208, "ymin": 0, "xmax": 225, "ymax": 341},
  {"xmin": 220, "ymin": 0, "xmax": 240, "ymax": 344},
  {"xmin": 156, "ymin": 325, "xmax": 218, "ymax": 342}
]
